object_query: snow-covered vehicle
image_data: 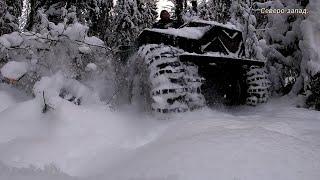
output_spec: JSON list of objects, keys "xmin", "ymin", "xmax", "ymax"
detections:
[{"xmin": 128, "ymin": 20, "xmax": 270, "ymax": 113}]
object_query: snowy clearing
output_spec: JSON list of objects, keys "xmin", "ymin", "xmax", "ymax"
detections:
[{"xmin": 0, "ymin": 85, "xmax": 319, "ymax": 180}]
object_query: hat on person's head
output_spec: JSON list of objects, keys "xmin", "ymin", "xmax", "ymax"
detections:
[{"xmin": 160, "ymin": 10, "xmax": 170, "ymax": 20}]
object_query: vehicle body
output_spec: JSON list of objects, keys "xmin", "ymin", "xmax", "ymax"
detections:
[{"xmin": 128, "ymin": 20, "xmax": 270, "ymax": 113}]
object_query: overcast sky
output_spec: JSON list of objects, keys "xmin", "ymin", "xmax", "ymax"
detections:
[
  {"xmin": 157, "ymin": 0, "xmax": 174, "ymax": 13},
  {"xmin": 113, "ymin": 0, "xmax": 174, "ymax": 18}
]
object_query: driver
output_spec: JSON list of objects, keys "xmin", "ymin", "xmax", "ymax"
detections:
[{"xmin": 153, "ymin": 10, "xmax": 177, "ymax": 29}]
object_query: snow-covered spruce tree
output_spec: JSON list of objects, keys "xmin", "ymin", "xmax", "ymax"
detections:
[
  {"xmin": 26, "ymin": 0, "xmax": 114, "ymax": 39},
  {"xmin": 26, "ymin": 0, "xmax": 68, "ymax": 31},
  {"xmin": 198, "ymin": 0, "xmax": 231, "ymax": 23},
  {"xmin": 109, "ymin": 0, "xmax": 157, "ymax": 106},
  {"xmin": 181, "ymin": 0, "xmax": 201, "ymax": 22},
  {"xmin": 88, "ymin": 0, "xmax": 114, "ymax": 41},
  {"xmin": 230, "ymin": 0, "xmax": 264, "ymax": 60},
  {"xmin": 229, "ymin": 0, "xmax": 271, "ymax": 105},
  {"xmin": 110, "ymin": 0, "xmax": 138, "ymax": 47},
  {"xmin": 110, "ymin": 0, "xmax": 157, "ymax": 48},
  {"xmin": 299, "ymin": 0, "xmax": 320, "ymax": 110},
  {"xmin": 198, "ymin": 0, "xmax": 215, "ymax": 21},
  {"xmin": 255, "ymin": 0, "xmax": 304, "ymax": 95},
  {"xmin": 0, "ymin": 0, "xmax": 23, "ymax": 35},
  {"xmin": 0, "ymin": 6, "xmax": 114, "ymax": 97},
  {"xmin": 141, "ymin": 0, "xmax": 158, "ymax": 28},
  {"xmin": 166, "ymin": 0, "xmax": 208, "ymax": 23}
]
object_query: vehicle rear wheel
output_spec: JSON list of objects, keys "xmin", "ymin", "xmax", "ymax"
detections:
[{"xmin": 246, "ymin": 66, "xmax": 271, "ymax": 106}]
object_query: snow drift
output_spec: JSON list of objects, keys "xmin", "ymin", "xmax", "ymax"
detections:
[{"xmin": 0, "ymin": 84, "xmax": 320, "ymax": 180}]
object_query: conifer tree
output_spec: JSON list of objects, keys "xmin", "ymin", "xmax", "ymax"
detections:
[
  {"xmin": 230, "ymin": 0, "xmax": 264, "ymax": 60},
  {"xmin": 198, "ymin": 0, "xmax": 232, "ymax": 23},
  {"xmin": 0, "ymin": 0, "xmax": 23, "ymax": 35},
  {"xmin": 110, "ymin": 0, "xmax": 157, "ymax": 48},
  {"xmin": 26, "ymin": 0, "xmax": 113, "ymax": 40},
  {"xmin": 255, "ymin": 0, "xmax": 305, "ymax": 94}
]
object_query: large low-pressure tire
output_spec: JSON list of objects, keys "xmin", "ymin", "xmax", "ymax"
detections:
[
  {"xmin": 306, "ymin": 72, "xmax": 320, "ymax": 110},
  {"xmin": 128, "ymin": 44, "xmax": 205, "ymax": 113},
  {"xmin": 246, "ymin": 65, "xmax": 271, "ymax": 106}
]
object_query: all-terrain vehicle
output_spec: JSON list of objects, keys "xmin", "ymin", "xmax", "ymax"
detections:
[{"xmin": 127, "ymin": 20, "xmax": 271, "ymax": 113}]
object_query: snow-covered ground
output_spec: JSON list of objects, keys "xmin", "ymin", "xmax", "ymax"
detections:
[{"xmin": 0, "ymin": 84, "xmax": 320, "ymax": 180}]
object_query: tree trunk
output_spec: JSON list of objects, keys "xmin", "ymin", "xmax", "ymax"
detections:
[
  {"xmin": 176, "ymin": 0, "xmax": 184, "ymax": 24},
  {"xmin": 26, "ymin": 0, "xmax": 36, "ymax": 31}
]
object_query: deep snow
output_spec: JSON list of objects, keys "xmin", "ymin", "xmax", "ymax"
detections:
[{"xmin": 0, "ymin": 84, "xmax": 320, "ymax": 180}]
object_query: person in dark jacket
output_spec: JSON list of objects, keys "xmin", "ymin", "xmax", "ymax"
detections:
[{"xmin": 153, "ymin": 10, "xmax": 178, "ymax": 29}]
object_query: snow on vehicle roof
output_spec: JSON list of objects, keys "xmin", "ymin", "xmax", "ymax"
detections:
[
  {"xmin": 150, "ymin": 26, "xmax": 211, "ymax": 40},
  {"xmin": 191, "ymin": 19, "xmax": 241, "ymax": 31},
  {"xmin": 149, "ymin": 20, "xmax": 240, "ymax": 40},
  {"xmin": 181, "ymin": 52, "xmax": 240, "ymax": 59},
  {"xmin": 181, "ymin": 52, "xmax": 266, "ymax": 64}
]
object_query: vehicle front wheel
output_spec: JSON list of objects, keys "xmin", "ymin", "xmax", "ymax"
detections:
[{"xmin": 128, "ymin": 44, "xmax": 205, "ymax": 113}]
